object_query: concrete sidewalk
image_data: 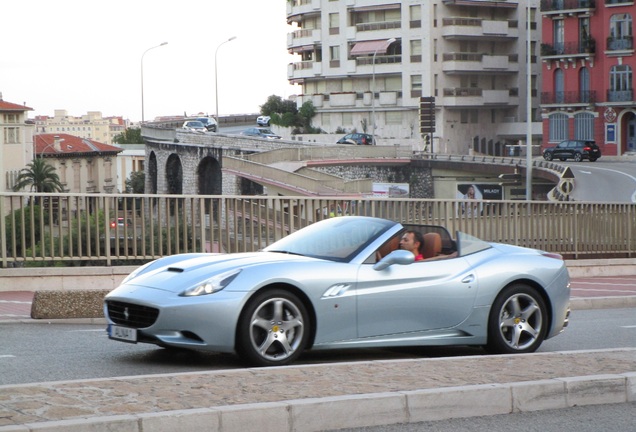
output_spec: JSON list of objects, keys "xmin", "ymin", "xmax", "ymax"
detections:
[{"xmin": 0, "ymin": 349, "xmax": 634, "ymax": 432}]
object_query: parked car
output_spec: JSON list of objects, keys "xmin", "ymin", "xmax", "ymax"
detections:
[
  {"xmin": 182, "ymin": 120, "xmax": 207, "ymax": 133},
  {"xmin": 256, "ymin": 115, "xmax": 271, "ymax": 126},
  {"xmin": 543, "ymin": 140, "xmax": 601, "ymax": 162},
  {"xmin": 105, "ymin": 216, "xmax": 570, "ymax": 367},
  {"xmin": 242, "ymin": 127, "xmax": 281, "ymax": 139},
  {"xmin": 337, "ymin": 133, "xmax": 375, "ymax": 145}
]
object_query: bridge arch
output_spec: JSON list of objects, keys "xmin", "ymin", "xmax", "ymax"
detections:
[
  {"xmin": 197, "ymin": 156, "xmax": 222, "ymax": 195},
  {"xmin": 148, "ymin": 151, "xmax": 158, "ymax": 194},
  {"xmin": 166, "ymin": 154, "xmax": 183, "ymax": 195}
]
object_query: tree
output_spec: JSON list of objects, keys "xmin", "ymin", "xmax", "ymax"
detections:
[
  {"xmin": 13, "ymin": 158, "xmax": 64, "ymax": 193},
  {"xmin": 260, "ymin": 95, "xmax": 317, "ymax": 132},
  {"xmin": 125, "ymin": 171, "xmax": 145, "ymax": 193},
  {"xmin": 113, "ymin": 127, "xmax": 142, "ymax": 144}
]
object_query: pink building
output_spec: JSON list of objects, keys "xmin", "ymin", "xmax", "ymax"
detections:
[{"xmin": 540, "ymin": 0, "xmax": 635, "ymax": 155}]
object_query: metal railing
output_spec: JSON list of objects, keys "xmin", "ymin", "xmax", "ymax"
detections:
[{"xmin": 1, "ymin": 192, "xmax": 634, "ymax": 267}]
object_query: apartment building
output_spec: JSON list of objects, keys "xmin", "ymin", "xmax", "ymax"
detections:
[
  {"xmin": 286, "ymin": 0, "xmax": 542, "ymax": 155},
  {"xmin": 540, "ymin": 0, "xmax": 635, "ymax": 155},
  {"xmin": 0, "ymin": 94, "xmax": 34, "ymax": 192},
  {"xmin": 33, "ymin": 110, "xmax": 127, "ymax": 145}
]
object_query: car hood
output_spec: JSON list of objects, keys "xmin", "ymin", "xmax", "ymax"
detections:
[{"xmin": 119, "ymin": 252, "xmax": 315, "ymax": 293}]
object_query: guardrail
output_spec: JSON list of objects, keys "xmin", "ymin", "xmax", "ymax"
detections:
[{"xmin": 1, "ymin": 192, "xmax": 633, "ymax": 267}]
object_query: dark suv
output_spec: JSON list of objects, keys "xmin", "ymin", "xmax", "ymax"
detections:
[{"xmin": 543, "ymin": 140, "xmax": 601, "ymax": 162}]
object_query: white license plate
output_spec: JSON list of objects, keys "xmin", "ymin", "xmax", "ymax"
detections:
[{"xmin": 108, "ymin": 324, "xmax": 138, "ymax": 342}]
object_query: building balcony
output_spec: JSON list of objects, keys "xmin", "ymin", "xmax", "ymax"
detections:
[
  {"xmin": 541, "ymin": 39, "xmax": 596, "ymax": 59},
  {"xmin": 541, "ymin": 90, "xmax": 597, "ymax": 105},
  {"xmin": 286, "ymin": 0, "xmax": 320, "ymax": 16},
  {"xmin": 606, "ymin": 36, "xmax": 634, "ymax": 51},
  {"xmin": 295, "ymin": 91, "xmax": 401, "ymax": 110},
  {"xmin": 607, "ymin": 89, "xmax": 634, "ymax": 103},
  {"xmin": 356, "ymin": 21, "xmax": 401, "ymax": 32},
  {"xmin": 442, "ymin": 53, "xmax": 519, "ymax": 74},
  {"xmin": 442, "ymin": 0, "xmax": 519, "ymax": 7},
  {"xmin": 442, "ymin": 87, "xmax": 519, "ymax": 107},
  {"xmin": 605, "ymin": 0, "xmax": 633, "ymax": 5},
  {"xmin": 288, "ymin": 28, "xmax": 322, "ymax": 50},
  {"xmin": 442, "ymin": 17, "xmax": 519, "ymax": 41},
  {"xmin": 287, "ymin": 61, "xmax": 323, "ymax": 80},
  {"xmin": 540, "ymin": 0, "xmax": 596, "ymax": 15}
]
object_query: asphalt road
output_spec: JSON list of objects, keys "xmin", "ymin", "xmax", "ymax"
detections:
[
  {"xmin": 1, "ymin": 308, "xmax": 634, "ymax": 386},
  {"xmin": 329, "ymin": 402, "xmax": 636, "ymax": 432},
  {"xmin": 566, "ymin": 160, "xmax": 636, "ymax": 203}
]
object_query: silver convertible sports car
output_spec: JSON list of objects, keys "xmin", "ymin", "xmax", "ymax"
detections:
[{"xmin": 104, "ymin": 216, "xmax": 570, "ymax": 367}]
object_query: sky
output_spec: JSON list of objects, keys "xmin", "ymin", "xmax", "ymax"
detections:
[{"xmin": 0, "ymin": 0, "xmax": 298, "ymax": 122}]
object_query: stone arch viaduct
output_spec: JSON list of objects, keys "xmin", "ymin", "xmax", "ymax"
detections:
[{"xmin": 140, "ymin": 123, "xmax": 567, "ymax": 200}]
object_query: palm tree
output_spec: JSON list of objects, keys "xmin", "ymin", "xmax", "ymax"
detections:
[{"xmin": 13, "ymin": 158, "xmax": 64, "ymax": 193}]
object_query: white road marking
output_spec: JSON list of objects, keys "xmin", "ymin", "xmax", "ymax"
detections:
[{"xmin": 0, "ymin": 355, "xmax": 16, "ymax": 358}]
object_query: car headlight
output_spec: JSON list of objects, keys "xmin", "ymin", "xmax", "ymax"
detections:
[{"xmin": 180, "ymin": 269, "xmax": 241, "ymax": 297}]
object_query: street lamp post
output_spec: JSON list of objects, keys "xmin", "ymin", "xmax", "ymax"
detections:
[
  {"xmin": 140, "ymin": 42, "xmax": 168, "ymax": 123},
  {"xmin": 215, "ymin": 36, "xmax": 237, "ymax": 130},
  {"xmin": 371, "ymin": 37, "xmax": 396, "ymax": 146},
  {"xmin": 525, "ymin": 3, "xmax": 533, "ymax": 200}
]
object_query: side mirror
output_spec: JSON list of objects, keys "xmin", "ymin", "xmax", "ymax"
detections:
[{"xmin": 373, "ymin": 249, "xmax": 415, "ymax": 271}]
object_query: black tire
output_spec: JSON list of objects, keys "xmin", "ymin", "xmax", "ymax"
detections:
[
  {"xmin": 486, "ymin": 284, "xmax": 548, "ymax": 354},
  {"xmin": 236, "ymin": 289, "xmax": 309, "ymax": 367},
  {"xmin": 543, "ymin": 152, "xmax": 553, "ymax": 161},
  {"xmin": 573, "ymin": 152, "xmax": 583, "ymax": 162},
  {"xmin": 589, "ymin": 157, "xmax": 597, "ymax": 162},
  {"xmin": 559, "ymin": 157, "xmax": 567, "ymax": 161}
]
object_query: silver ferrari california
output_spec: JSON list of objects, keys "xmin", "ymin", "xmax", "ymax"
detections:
[{"xmin": 104, "ymin": 216, "xmax": 570, "ymax": 367}]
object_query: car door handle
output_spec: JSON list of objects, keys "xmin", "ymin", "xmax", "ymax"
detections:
[{"xmin": 461, "ymin": 275, "xmax": 475, "ymax": 284}]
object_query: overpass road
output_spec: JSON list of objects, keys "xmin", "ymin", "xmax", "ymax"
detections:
[{"xmin": 566, "ymin": 159, "xmax": 636, "ymax": 203}]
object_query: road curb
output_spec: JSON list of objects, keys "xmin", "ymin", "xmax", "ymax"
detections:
[{"xmin": 2, "ymin": 372, "xmax": 634, "ymax": 432}]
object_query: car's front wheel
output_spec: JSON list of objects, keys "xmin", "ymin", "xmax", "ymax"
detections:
[
  {"xmin": 543, "ymin": 152, "xmax": 553, "ymax": 161},
  {"xmin": 486, "ymin": 284, "xmax": 548, "ymax": 354},
  {"xmin": 237, "ymin": 289, "xmax": 309, "ymax": 367}
]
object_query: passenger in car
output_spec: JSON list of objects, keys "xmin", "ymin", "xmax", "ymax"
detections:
[{"xmin": 399, "ymin": 230, "xmax": 424, "ymax": 261}]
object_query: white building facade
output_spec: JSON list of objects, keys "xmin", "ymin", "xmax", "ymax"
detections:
[{"xmin": 287, "ymin": 0, "xmax": 542, "ymax": 155}]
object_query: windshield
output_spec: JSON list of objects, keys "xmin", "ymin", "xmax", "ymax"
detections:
[
  {"xmin": 456, "ymin": 231, "xmax": 492, "ymax": 256},
  {"xmin": 264, "ymin": 216, "xmax": 395, "ymax": 262}
]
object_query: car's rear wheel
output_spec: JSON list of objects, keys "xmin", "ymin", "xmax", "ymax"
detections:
[
  {"xmin": 486, "ymin": 284, "xmax": 548, "ymax": 354},
  {"xmin": 573, "ymin": 152, "xmax": 583, "ymax": 162},
  {"xmin": 543, "ymin": 152, "xmax": 552, "ymax": 161},
  {"xmin": 237, "ymin": 289, "xmax": 309, "ymax": 367},
  {"xmin": 589, "ymin": 157, "xmax": 597, "ymax": 162}
]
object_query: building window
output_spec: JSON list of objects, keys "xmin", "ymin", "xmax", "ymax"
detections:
[
  {"xmin": 609, "ymin": 65, "xmax": 633, "ymax": 102},
  {"xmin": 579, "ymin": 67, "xmax": 590, "ymax": 103},
  {"xmin": 329, "ymin": 13, "xmax": 339, "ymax": 35},
  {"xmin": 554, "ymin": 69, "xmax": 565, "ymax": 103},
  {"xmin": 409, "ymin": 5, "xmax": 421, "ymax": 28},
  {"xmin": 4, "ymin": 127, "xmax": 19, "ymax": 144},
  {"xmin": 411, "ymin": 74, "xmax": 422, "ymax": 96},
  {"xmin": 609, "ymin": 14, "xmax": 633, "ymax": 50},
  {"xmin": 549, "ymin": 113, "xmax": 568, "ymax": 142},
  {"xmin": 574, "ymin": 112, "xmax": 594, "ymax": 141},
  {"xmin": 553, "ymin": 19, "xmax": 565, "ymax": 54},
  {"xmin": 410, "ymin": 39, "xmax": 421, "ymax": 62},
  {"xmin": 4, "ymin": 114, "xmax": 17, "ymax": 123},
  {"xmin": 330, "ymin": 45, "xmax": 340, "ymax": 67}
]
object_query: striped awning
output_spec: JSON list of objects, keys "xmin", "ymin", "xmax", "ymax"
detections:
[{"xmin": 350, "ymin": 40, "xmax": 393, "ymax": 56}]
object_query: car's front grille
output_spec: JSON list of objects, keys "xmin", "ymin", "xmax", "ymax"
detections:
[{"xmin": 106, "ymin": 300, "xmax": 159, "ymax": 328}]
